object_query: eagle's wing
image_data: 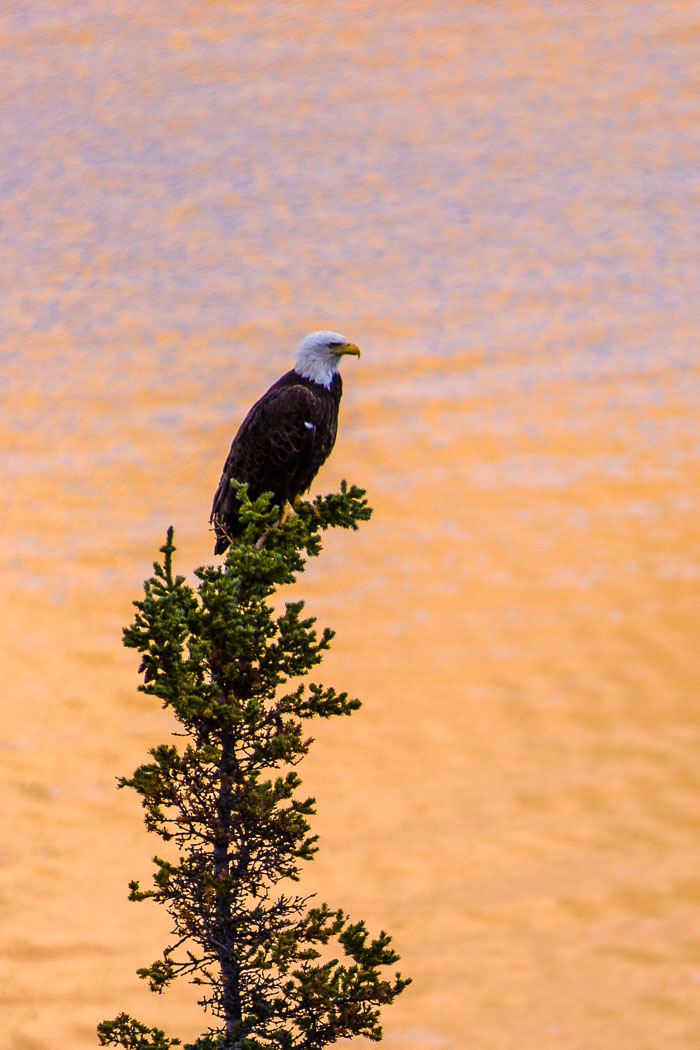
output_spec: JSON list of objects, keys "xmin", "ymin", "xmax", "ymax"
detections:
[{"xmin": 211, "ymin": 382, "xmax": 321, "ymax": 539}]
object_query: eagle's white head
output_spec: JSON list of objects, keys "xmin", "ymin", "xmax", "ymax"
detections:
[{"xmin": 294, "ymin": 330, "xmax": 361, "ymax": 388}]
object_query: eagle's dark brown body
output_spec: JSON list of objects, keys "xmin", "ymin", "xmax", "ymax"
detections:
[{"xmin": 211, "ymin": 369, "xmax": 343, "ymax": 554}]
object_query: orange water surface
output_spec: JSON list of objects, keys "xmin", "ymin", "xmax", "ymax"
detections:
[{"xmin": 1, "ymin": 3, "xmax": 699, "ymax": 1049}]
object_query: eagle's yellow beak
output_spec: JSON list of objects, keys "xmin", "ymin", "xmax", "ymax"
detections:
[{"xmin": 332, "ymin": 341, "xmax": 361, "ymax": 358}]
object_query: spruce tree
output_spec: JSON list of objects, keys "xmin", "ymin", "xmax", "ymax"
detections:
[{"xmin": 98, "ymin": 482, "xmax": 410, "ymax": 1050}]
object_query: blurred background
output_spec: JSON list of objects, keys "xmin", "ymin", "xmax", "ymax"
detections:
[{"xmin": 1, "ymin": 2, "xmax": 698, "ymax": 1048}]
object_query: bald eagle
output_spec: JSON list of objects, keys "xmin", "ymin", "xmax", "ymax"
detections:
[{"xmin": 210, "ymin": 330, "xmax": 361, "ymax": 554}]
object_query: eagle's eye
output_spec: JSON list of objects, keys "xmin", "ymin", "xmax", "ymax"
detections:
[{"xmin": 327, "ymin": 341, "xmax": 343, "ymax": 349}]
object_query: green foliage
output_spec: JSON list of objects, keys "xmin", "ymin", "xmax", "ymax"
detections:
[
  {"xmin": 97, "ymin": 1013, "xmax": 181, "ymax": 1049},
  {"xmin": 98, "ymin": 484, "xmax": 409, "ymax": 1050}
]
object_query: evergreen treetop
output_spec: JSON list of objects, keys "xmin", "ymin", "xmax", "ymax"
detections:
[{"xmin": 98, "ymin": 483, "xmax": 410, "ymax": 1050}]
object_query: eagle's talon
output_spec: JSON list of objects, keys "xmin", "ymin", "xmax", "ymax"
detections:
[{"xmin": 279, "ymin": 500, "xmax": 296, "ymax": 526}]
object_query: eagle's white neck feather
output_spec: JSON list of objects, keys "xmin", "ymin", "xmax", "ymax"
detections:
[{"xmin": 294, "ymin": 357, "xmax": 339, "ymax": 388}]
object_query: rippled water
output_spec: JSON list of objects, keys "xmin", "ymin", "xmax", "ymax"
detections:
[{"xmin": 2, "ymin": 3, "xmax": 699, "ymax": 1049}]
